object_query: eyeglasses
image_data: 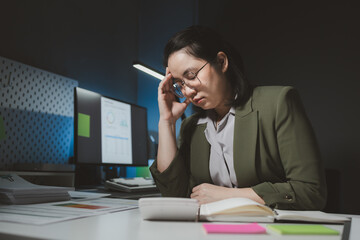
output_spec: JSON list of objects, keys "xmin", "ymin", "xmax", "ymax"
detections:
[{"xmin": 172, "ymin": 62, "xmax": 209, "ymax": 98}]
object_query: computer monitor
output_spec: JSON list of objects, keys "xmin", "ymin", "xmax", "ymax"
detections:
[{"xmin": 74, "ymin": 87, "xmax": 148, "ymax": 167}]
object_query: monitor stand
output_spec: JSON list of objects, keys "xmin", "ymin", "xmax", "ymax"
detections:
[{"xmin": 75, "ymin": 165, "xmax": 102, "ymax": 188}]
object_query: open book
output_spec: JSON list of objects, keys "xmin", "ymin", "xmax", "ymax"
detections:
[{"xmin": 139, "ymin": 197, "xmax": 349, "ymax": 223}]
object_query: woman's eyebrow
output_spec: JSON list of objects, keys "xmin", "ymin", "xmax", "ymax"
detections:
[{"xmin": 182, "ymin": 67, "xmax": 197, "ymax": 76}]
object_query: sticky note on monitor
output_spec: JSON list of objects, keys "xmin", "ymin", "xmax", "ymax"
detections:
[{"xmin": 78, "ymin": 113, "xmax": 90, "ymax": 138}]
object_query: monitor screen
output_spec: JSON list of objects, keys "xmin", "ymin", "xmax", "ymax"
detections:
[{"xmin": 74, "ymin": 87, "xmax": 148, "ymax": 166}]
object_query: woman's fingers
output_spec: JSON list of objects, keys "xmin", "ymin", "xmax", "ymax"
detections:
[
  {"xmin": 158, "ymin": 72, "xmax": 172, "ymax": 95},
  {"xmin": 183, "ymin": 98, "xmax": 191, "ymax": 107}
]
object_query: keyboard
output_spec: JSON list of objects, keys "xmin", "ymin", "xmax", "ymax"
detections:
[{"xmin": 105, "ymin": 177, "xmax": 158, "ymax": 193}]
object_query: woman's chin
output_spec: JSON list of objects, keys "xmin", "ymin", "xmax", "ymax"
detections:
[{"xmin": 197, "ymin": 103, "xmax": 212, "ymax": 110}]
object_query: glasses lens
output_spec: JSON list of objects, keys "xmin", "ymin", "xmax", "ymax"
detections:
[{"xmin": 172, "ymin": 83, "xmax": 185, "ymax": 98}]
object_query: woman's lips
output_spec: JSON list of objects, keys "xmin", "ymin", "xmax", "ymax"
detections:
[{"xmin": 193, "ymin": 97, "xmax": 204, "ymax": 104}]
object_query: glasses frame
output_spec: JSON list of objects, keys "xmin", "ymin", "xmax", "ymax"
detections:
[{"xmin": 172, "ymin": 62, "xmax": 209, "ymax": 98}]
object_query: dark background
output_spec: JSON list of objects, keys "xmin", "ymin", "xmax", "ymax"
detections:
[{"xmin": 0, "ymin": 0, "xmax": 359, "ymax": 214}]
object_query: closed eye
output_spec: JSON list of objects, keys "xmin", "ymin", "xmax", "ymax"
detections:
[{"xmin": 185, "ymin": 72, "xmax": 196, "ymax": 80}]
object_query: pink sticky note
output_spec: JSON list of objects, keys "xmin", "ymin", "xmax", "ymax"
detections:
[{"xmin": 203, "ymin": 223, "xmax": 266, "ymax": 234}]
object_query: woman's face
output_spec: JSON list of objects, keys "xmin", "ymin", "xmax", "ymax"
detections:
[{"xmin": 167, "ymin": 49, "xmax": 231, "ymax": 112}]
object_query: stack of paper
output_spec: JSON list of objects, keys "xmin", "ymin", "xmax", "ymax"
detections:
[{"xmin": 0, "ymin": 173, "xmax": 74, "ymax": 204}]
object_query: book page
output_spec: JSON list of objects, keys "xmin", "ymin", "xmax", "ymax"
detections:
[
  {"xmin": 200, "ymin": 214, "xmax": 275, "ymax": 222},
  {"xmin": 275, "ymin": 210, "xmax": 350, "ymax": 223},
  {"xmin": 200, "ymin": 198, "xmax": 274, "ymax": 216}
]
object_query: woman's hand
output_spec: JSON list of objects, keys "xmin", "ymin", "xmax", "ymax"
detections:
[
  {"xmin": 158, "ymin": 68, "xmax": 190, "ymax": 124},
  {"xmin": 156, "ymin": 68, "xmax": 191, "ymax": 173},
  {"xmin": 190, "ymin": 183, "xmax": 265, "ymax": 205},
  {"xmin": 190, "ymin": 183, "xmax": 233, "ymax": 205}
]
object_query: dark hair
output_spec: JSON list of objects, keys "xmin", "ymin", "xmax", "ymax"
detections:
[{"xmin": 163, "ymin": 25, "xmax": 253, "ymax": 109}]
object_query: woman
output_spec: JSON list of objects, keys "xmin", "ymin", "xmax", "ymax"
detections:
[{"xmin": 150, "ymin": 25, "xmax": 326, "ymax": 210}]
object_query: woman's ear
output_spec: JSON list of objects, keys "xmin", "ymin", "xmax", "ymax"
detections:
[{"xmin": 216, "ymin": 51, "xmax": 228, "ymax": 73}]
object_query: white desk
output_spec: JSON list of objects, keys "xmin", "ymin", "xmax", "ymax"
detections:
[{"xmin": 0, "ymin": 207, "xmax": 358, "ymax": 240}]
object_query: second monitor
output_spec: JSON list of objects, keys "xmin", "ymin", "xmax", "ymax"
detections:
[{"xmin": 74, "ymin": 87, "xmax": 149, "ymax": 167}]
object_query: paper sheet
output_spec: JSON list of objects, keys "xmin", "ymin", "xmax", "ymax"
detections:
[
  {"xmin": 0, "ymin": 198, "xmax": 138, "ymax": 225},
  {"xmin": 68, "ymin": 191, "xmax": 111, "ymax": 200}
]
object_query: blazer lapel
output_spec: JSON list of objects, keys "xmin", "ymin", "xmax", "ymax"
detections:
[
  {"xmin": 233, "ymin": 97, "xmax": 259, "ymax": 187},
  {"xmin": 190, "ymin": 123, "xmax": 212, "ymax": 183}
]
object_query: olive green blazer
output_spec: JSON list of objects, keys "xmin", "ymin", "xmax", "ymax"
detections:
[{"xmin": 150, "ymin": 86, "xmax": 327, "ymax": 210}]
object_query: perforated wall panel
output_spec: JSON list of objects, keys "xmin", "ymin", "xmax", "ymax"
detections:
[{"xmin": 0, "ymin": 56, "xmax": 78, "ymax": 168}]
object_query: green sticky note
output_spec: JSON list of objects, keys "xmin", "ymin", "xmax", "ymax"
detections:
[
  {"xmin": 267, "ymin": 224, "xmax": 339, "ymax": 235},
  {"xmin": 78, "ymin": 113, "xmax": 90, "ymax": 138},
  {"xmin": 0, "ymin": 116, "xmax": 6, "ymax": 140}
]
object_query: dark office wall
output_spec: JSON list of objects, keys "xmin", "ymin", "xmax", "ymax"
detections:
[
  {"xmin": 136, "ymin": 0, "xmax": 198, "ymax": 137},
  {"xmin": 198, "ymin": 1, "xmax": 360, "ymax": 214},
  {"xmin": 0, "ymin": 0, "xmax": 139, "ymax": 102}
]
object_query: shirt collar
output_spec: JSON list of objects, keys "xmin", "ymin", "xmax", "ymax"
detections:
[{"xmin": 197, "ymin": 107, "xmax": 236, "ymax": 125}]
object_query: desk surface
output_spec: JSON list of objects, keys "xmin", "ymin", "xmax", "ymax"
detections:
[{"xmin": 0, "ymin": 206, "xmax": 358, "ymax": 240}]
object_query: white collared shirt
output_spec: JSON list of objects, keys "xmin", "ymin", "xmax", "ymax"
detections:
[{"xmin": 197, "ymin": 107, "xmax": 238, "ymax": 188}]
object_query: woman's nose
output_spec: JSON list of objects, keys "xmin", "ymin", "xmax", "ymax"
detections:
[{"xmin": 183, "ymin": 85, "xmax": 197, "ymax": 98}]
